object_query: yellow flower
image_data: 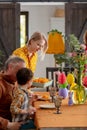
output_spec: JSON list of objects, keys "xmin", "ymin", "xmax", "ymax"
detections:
[
  {"xmin": 70, "ymin": 82, "xmax": 77, "ymax": 90},
  {"xmin": 67, "ymin": 73, "xmax": 75, "ymax": 85}
]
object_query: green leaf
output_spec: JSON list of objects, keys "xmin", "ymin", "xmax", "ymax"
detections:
[{"xmin": 59, "ymin": 82, "xmax": 68, "ymax": 88}]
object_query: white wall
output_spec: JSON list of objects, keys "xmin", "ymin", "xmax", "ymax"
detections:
[{"xmin": 21, "ymin": 4, "xmax": 65, "ymax": 78}]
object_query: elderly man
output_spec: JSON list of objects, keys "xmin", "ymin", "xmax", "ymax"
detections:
[{"xmin": 0, "ymin": 55, "xmax": 26, "ymax": 130}]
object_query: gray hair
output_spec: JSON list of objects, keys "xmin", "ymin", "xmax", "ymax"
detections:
[{"xmin": 4, "ymin": 55, "xmax": 25, "ymax": 70}]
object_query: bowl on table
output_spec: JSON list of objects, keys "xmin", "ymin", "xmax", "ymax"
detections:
[{"xmin": 32, "ymin": 77, "xmax": 53, "ymax": 88}]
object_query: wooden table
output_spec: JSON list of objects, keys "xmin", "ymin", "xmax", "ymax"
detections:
[{"xmin": 34, "ymin": 92, "xmax": 87, "ymax": 130}]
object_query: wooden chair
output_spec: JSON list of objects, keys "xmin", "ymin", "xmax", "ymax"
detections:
[
  {"xmin": 46, "ymin": 67, "xmax": 59, "ymax": 88},
  {"xmin": 46, "ymin": 67, "xmax": 73, "ymax": 91}
]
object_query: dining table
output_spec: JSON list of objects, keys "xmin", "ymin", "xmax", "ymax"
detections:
[{"xmin": 33, "ymin": 92, "xmax": 87, "ymax": 130}]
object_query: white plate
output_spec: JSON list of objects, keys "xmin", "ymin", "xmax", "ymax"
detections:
[{"xmin": 39, "ymin": 104, "xmax": 55, "ymax": 109}]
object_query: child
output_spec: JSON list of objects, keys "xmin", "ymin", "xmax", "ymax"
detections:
[{"xmin": 10, "ymin": 68, "xmax": 36, "ymax": 130}]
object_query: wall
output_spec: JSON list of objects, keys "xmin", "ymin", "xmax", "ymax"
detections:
[{"xmin": 21, "ymin": 4, "xmax": 65, "ymax": 78}]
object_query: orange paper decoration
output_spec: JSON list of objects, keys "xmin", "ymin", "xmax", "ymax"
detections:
[{"xmin": 46, "ymin": 30, "xmax": 65, "ymax": 54}]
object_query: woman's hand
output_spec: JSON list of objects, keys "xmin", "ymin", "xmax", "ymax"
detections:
[{"xmin": 7, "ymin": 121, "xmax": 22, "ymax": 130}]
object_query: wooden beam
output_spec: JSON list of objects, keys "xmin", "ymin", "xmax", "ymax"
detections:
[{"xmin": 0, "ymin": 0, "xmax": 87, "ymax": 2}]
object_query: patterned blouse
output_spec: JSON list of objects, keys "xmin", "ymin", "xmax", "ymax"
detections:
[
  {"xmin": 10, "ymin": 87, "xmax": 30, "ymax": 122},
  {"xmin": 13, "ymin": 45, "xmax": 38, "ymax": 73}
]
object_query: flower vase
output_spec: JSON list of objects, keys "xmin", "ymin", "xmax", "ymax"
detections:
[
  {"xmin": 59, "ymin": 88, "xmax": 68, "ymax": 99},
  {"xmin": 72, "ymin": 61, "xmax": 87, "ymax": 104},
  {"xmin": 72, "ymin": 85, "xmax": 86, "ymax": 104}
]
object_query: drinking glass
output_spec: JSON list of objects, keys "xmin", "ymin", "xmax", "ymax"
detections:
[
  {"xmin": 49, "ymin": 87, "xmax": 56, "ymax": 102},
  {"xmin": 54, "ymin": 95, "xmax": 63, "ymax": 114}
]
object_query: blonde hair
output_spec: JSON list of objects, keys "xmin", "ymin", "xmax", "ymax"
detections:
[
  {"xmin": 28, "ymin": 32, "xmax": 48, "ymax": 59},
  {"xmin": 83, "ymin": 30, "xmax": 87, "ymax": 44}
]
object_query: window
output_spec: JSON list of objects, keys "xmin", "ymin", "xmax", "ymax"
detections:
[{"xmin": 20, "ymin": 12, "xmax": 28, "ymax": 47}]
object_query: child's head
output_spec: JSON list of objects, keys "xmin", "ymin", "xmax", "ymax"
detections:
[{"xmin": 16, "ymin": 68, "xmax": 33, "ymax": 87}]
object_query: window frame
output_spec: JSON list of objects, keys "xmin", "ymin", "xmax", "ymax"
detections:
[{"xmin": 20, "ymin": 11, "xmax": 28, "ymax": 46}]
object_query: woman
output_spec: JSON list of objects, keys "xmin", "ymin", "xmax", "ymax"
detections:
[{"xmin": 13, "ymin": 32, "xmax": 48, "ymax": 73}]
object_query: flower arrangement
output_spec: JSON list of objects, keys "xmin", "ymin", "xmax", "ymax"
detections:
[{"xmin": 55, "ymin": 33, "xmax": 87, "ymax": 104}]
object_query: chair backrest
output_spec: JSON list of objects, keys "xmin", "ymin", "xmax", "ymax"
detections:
[
  {"xmin": 46, "ymin": 67, "xmax": 59, "ymax": 88},
  {"xmin": 46, "ymin": 67, "xmax": 73, "ymax": 89}
]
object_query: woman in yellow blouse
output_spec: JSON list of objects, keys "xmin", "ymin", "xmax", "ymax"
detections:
[{"xmin": 13, "ymin": 32, "xmax": 48, "ymax": 73}]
